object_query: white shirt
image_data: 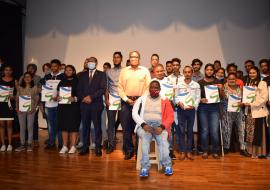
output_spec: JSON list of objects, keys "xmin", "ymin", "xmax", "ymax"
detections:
[{"xmin": 175, "ymin": 78, "xmax": 201, "ymax": 109}]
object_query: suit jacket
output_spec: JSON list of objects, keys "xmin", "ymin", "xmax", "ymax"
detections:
[
  {"xmin": 77, "ymin": 70, "xmax": 106, "ymax": 110},
  {"xmin": 250, "ymin": 80, "xmax": 269, "ymax": 118}
]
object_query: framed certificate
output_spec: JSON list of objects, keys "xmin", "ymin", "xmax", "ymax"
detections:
[
  {"xmin": 242, "ymin": 86, "xmax": 256, "ymax": 103},
  {"xmin": 0, "ymin": 85, "xmax": 10, "ymax": 102},
  {"xmin": 204, "ymin": 85, "xmax": 220, "ymax": 103},
  {"xmin": 109, "ymin": 93, "xmax": 121, "ymax": 110},
  {"xmin": 19, "ymin": 96, "xmax": 31, "ymax": 112},
  {"xmin": 59, "ymin": 87, "xmax": 72, "ymax": 104},
  {"xmin": 227, "ymin": 94, "xmax": 241, "ymax": 112}
]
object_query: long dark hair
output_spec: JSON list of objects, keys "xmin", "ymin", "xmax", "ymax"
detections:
[
  {"xmin": 246, "ymin": 66, "xmax": 261, "ymax": 86},
  {"xmin": 20, "ymin": 72, "xmax": 34, "ymax": 88},
  {"xmin": 65, "ymin": 65, "xmax": 77, "ymax": 78}
]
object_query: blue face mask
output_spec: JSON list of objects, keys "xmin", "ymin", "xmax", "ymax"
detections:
[{"xmin": 88, "ymin": 62, "xmax": 96, "ymax": 70}]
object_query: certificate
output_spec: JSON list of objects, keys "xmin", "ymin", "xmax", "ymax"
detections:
[
  {"xmin": 227, "ymin": 94, "xmax": 241, "ymax": 112},
  {"xmin": 0, "ymin": 85, "xmax": 10, "ymax": 102},
  {"xmin": 59, "ymin": 87, "xmax": 72, "ymax": 104},
  {"xmin": 160, "ymin": 83, "xmax": 174, "ymax": 100},
  {"xmin": 204, "ymin": 85, "xmax": 220, "ymax": 103},
  {"xmin": 175, "ymin": 90, "xmax": 195, "ymax": 108},
  {"xmin": 109, "ymin": 93, "xmax": 121, "ymax": 110},
  {"xmin": 41, "ymin": 84, "xmax": 54, "ymax": 102},
  {"xmin": 242, "ymin": 86, "xmax": 256, "ymax": 103},
  {"xmin": 19, "ymin": 96, "xmax": 31, "ymax": 112},
  {"xmin": 41, "ymin": 80, "xmax": 61, "ymax": 102}
]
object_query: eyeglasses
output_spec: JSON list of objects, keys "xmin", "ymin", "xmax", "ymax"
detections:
[{"xmin": 130, "ymin": 56, "xmax": 139, "ymax": 59}]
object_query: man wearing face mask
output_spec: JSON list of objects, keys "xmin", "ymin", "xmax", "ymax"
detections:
[
  {"xmin": 132, "ymin": 80, "xmax": 174, "ymax": 177},
  {"xmin": 77, "ymin": 57, "xmax": 106, "ymax": 156},
  {"xmin": 118, "ymin": 51, "xmax": 151, "ymax": 160}
]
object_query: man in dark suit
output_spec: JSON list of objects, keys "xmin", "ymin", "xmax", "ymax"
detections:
[{"xmin": 77, "ymin": 57, "xmax": 106, "ymax": 156}]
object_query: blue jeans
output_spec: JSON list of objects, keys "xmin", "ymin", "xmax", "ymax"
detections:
[
  {"xmin": 45, "ymin": 107, "xmax": 62, "ymax": 146},
  {"xmin": 177, "ymin": 108, "xmax": 195, "ymax": 152},
  {"xmin": 169, "ymin": 112, "xmax": 180, "ymax": 150},
  {"xmin": 198, "ymin": 103, "xmax": 220, "ymax": 154},
  {"xmin": 137, "ymin": 127, "xmax": 171, "ymax": 170}
]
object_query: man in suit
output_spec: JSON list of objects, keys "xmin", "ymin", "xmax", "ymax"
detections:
[{"xmin": 77, "ymin": 57, "xmax": 106, "ymax": 156}]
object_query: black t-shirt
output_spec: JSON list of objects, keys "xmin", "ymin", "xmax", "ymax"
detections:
[
  {"xmin": 57, "ymin": 77, "xmax": 78, "ymax": 98},
  {"xmin": 198, "ymin": 78, "xmax": 222, "ymax": 99}
]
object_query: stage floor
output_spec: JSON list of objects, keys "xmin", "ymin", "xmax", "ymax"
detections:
[{"xmin": 0, "ymin": 130, "xmax": 270, "ymax": 190}]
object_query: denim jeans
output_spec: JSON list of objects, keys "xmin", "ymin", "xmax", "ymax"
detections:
[
  {"xmin": 169, "ymin": 112, "xmax": 180, "ymax": 150},
  {"xmin": 198, "ymin": 103, "xmax": 220, "ymax": 154},
  {"xmin": 137, "ymin": 127, "xmax": 171, "ymax": 170},
  {"xmin": 45, "ymin": 107, "xmax": 62, "ymax": 146},
  {"xmin": 107, "ymin": 110, "xmax": 118, "ymax": 148},
  {"xmin": 18, "ymin": 111, "xmax": 36, "ymax": 145},
  {"xmin": 120, "ymin": 101, "xmax": 136, "ymax": 154},
  {"xmin": 177, "ymin": 108, "xmax": 195, "ymax": 152}
]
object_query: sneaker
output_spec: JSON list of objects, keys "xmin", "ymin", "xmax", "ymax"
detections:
[
  {"xmin": 27, "ymin": 144, "xmax": 33, "ymax": 152},
  {"xmin": 59, "ymin": 146, "xmax": 68, "ymax": 154},
  {"xmin": 76, "ymin": 142, "xmax": 83, "ymax": 149},
  {"xmin": 7, "ymin": 145, "xmax": 12, "ymax": 152},
  {"xmin": 15, "ymin": 145, "xmax": 26, "ymax": 152},
  {"xmin": 266, "ymin": 153, "xmax": 270, "ymax": 158},
  {"xmin": 139, "ymin": 168, "xmax": 149, "ymax": 178},
  {"xmin": 0, "ymin": 145, "xmax": 6, "ymax": 152},
  {"xmin": 68, "ymin": 146, "xmax": 76, "ymax": 154},
  {"xmin": 164, "ymin": 166, "xmax": 173, "ymax": 176},
  {"xmin": 89, "ymin": 143, "xmax": 96, "ymax": 150}
]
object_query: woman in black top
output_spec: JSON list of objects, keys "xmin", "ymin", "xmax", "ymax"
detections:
[
  {"xmin": 0, "ymin": 65, "xmax": 17, "ymax": 152},
  {"xmin": 57, "ymin": 65, "xmax": 80, "ymax": 154},
  {"xmin": 198, "ymin": 63, "xmax": 224, "ymax": 159}
]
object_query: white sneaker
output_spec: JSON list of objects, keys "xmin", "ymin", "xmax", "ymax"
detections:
[
  {"xmin": 59, "ymin": 146, "xmax": 68, "ymax": 154},
  {"xmin": 68, "ymin": 146, "xmax": 76, "ymax": 154},
  {"xmin": 7, "ymin": 145, "xmax": 12, "ymax": 152},
  {"xmin": 0, "ymin": 145, "xmax": 6, "ymax": 152},
  {"xmin": 89, "ymin": 143, "xmax": 96, "ymax": 150}
]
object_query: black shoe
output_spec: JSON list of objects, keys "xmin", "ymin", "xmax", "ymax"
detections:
[
  {"xmin": 212, "ymin": 154, "xmax": 220, "ymax": 159},
  {"xmin": 240, "ymin": 149, "xmax": 251, "ymax": 157},
  {"xmin": 58, "ymin": 144, "xmax": 63, "ymax": 150},
  {"xmin": 95, "ymin": 149, "xmax": 102, "ymax": 157},
  {"xmin": 124, "ymin": 152, "xmax": 134, "ymax": 160},
  {"xmin": 169, "ymin": 150, "xmax": 176, "ymax": 160},
  {"xmin": 79, "ymin": 148, "xmax": 89, "ymax": 155},
  {"xmin": 44, "ymin": 144, "xmax": 55, "ymax": 150},
  {"xmin": 106, "ymin": 147, "xmax": 114, "ymax": 154},
  {"xmin": 44, "ymin": 139, "xmax": 49, "ymax": 145},
  {"xmin": 258, "ymin": 155, "xmax": 267, "ymax": 159},
  {"xmin": 102, "ymin": 140, "xmax": 108, "ymax": 150},
  {"xmin": 224, "ymin": 148, "xmax": 230, "ymax": 154}
]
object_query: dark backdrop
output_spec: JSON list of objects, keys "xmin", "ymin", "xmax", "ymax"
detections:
[{"xmin": 0, "ymin": 1, "xmax": 23, "ymax": 79}]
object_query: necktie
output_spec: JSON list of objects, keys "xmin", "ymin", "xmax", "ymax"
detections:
[{"xmin": 89, "ymin": 70, "xmax": 93, "ymax": 84}]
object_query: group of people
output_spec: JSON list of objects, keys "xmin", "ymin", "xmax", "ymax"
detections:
[{"xmin": 0, "ymin": 53, "xmax": 269, "ymax": 178}]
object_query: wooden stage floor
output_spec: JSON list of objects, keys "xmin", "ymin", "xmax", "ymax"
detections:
[{"xmin": 0, "ymin": 130, "xmax": 270, "ymax": 190}]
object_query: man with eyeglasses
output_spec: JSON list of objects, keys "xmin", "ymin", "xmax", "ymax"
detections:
[{"xmin": 118, "ymin": 51, "xmax": 151, "ymax": 160}]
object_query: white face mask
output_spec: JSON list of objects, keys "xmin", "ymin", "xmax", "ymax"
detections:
[{"xmin": 88, "ymin": 62, "xmax": 96, "ymax": 70}]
